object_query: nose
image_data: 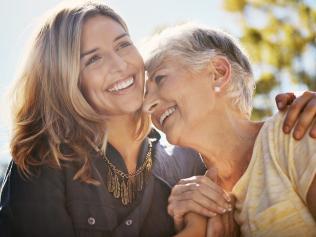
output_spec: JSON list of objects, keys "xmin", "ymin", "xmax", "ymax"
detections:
[
  {"xmin": 109, "ymin": 52, "xmax": 127, "ymax": 74},
  {"xmin": 143, "ymin": 89, "xmax": 160, "ymax": 114}
]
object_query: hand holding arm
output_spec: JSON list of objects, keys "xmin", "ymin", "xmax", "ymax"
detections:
[
  {"xmin": 168, "ymin": 172, "xmax": 232, "ymax": 231},
  {"xmin": 206, "ymin": 194, "xmax": 240, "ymax": 237}
]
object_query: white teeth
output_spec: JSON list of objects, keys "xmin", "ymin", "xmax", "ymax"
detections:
[
  {"xmin": 159, "ymin": 107, "xmax": 176, "ymax": 126},
  {"xmin": 108, "ymin": 77, "xmax": 134, "ymax": 92}
]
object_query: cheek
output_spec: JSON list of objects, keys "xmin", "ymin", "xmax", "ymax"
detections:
[
  {"xmin": 136, "ymin": 58, "xmax": 145, "ymax": 84},
  {"xmin": 181, "ymin": 88, "xmax": 212, "ymax": 123},
  {"xmin": 80, "ymin": 75, "xmax": 102, "ymax": 107}
]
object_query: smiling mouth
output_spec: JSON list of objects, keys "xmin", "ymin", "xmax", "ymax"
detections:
[
  {"xmin": 159, "ymin": 106, "xmax": 176, "ymax": 126},
  {"xmin": 107, "ymin": 76, "xmax": 135, "ymax": 93}
]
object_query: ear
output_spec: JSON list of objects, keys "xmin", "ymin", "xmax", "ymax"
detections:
[{"xmin": 208, "ymin": 56, "xmax": 231, "ymax": 90}]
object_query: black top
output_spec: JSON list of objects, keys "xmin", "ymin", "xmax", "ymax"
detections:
[{"xmin": 0, "ymin": 130, "xmax": 206, "ymax": 237}]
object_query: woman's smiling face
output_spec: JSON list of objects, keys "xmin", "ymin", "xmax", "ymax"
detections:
[
  {"xmin": 80, "ymin": 15, "xmax": 145, "ymax": 117},
  {"xmin": 144, "ymin": 59, "xmax": 217, "ymax": 145}
]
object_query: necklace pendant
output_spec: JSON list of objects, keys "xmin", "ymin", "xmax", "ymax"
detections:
[
  {"xmin": 107, "ymin": 168, "xmax": 114, "ymax": 192},
  {"xmin": 121, "ymin": 180, "xmax": 128, "ymax": 205},
  {"xmin": 113, "ymin": 173, "xmax": 120, "ymax": 198},
  {"xmin": 101, "ymin": 140, "xmax": 153, "ymax": 205},
  {"xmin": 137, "ymin": 172, "xmax": 143, "ymax": 191},
  {"xmin": 127, "ymin": 178, "xmax": 133, "ymax": 204}
]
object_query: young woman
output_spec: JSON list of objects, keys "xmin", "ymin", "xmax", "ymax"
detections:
[
  {"xmin": 0, "ymin": 3, "xmax": 205, "ymax": 236},
  {"xmin": 0, "ymin": 2, "xmax": 315, "ymax": 237},
  {"xmin": 143, "ymin": 24, "xmax": 316, "ymax": 236}
]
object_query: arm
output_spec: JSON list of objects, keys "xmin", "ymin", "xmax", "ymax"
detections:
[
  {"xmin": 206, "ymin": 210, "xmax": 240, "ymax": 237},
  {"xmin": 281, "ymin": 109, "xmax": 316, "ymax": 220},
  {"xmin": 174, "ymin": 212, "xmax": 207, "ymax": 237},
  {"xmin": 275, "ymin": 91, "xmax": 316, "ymax": 139},
  {"xmin": 306, "ymin": 175, "xmax": 316, "ymax": 220},
  {"xmin": 174, "ymin": 210, "xmax": 240, "ymax": 237}
]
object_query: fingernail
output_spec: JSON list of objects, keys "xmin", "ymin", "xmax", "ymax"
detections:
[
  {"xmin": 284, "ymin": 125, "xmax": 290, "ymax": 133},
  {"xmin": 220, "ymin": 208, "xmax": 227, "ymax": 213},
  {"xmin": 294, "ymin": 130, "xmax": 302, "ymax": 139},
  {"xmin": 224, "ymin": 193, "xmax": 231, "ymax": 202},
  {"xmin": 227, "ymin": 205, "xmax": 233, "ymax": 212},
  {"xmin": 277, "ymin": 101, "xmax": 284, "ymax": 108},
  {"xmin": 209, "ymin": 212, "xmax": 217, "ymax": 217}
]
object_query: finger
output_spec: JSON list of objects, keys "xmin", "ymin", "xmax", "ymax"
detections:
[
  {"xmin": 206, "ymin": 216, "xmax": 224, "ymax": 237},
  {"xmin": 197, "ymin": 183, "xmax": 232, "ymax": 210},
  {"xmin": 275, "ymin": 92, "xmax": 296, "ymax": 110},
  {"xmin": 283, "ymin": 91, "xmax": 314, "ymax": 134},
  {"xmin": 205, "ymin": 167, "xmax": 218, "ymax": 183},
  {"xmin": 227, "ymin": 211, "xmax": 235, "ymax": 237},
  {"xmin": 173, "ymin": 215, "xmax": 184, "ymax": 232},
  {"xmin": 169, "ymin": 183, "xmax": 232, "ymax": 211},
  {"xmin": 168, "ymin": 200, "xmax": 217, "ymax": 218},
  {"xmin": 178, "ymin": 176, "xmax": 230, "ymax": 202},
  {"xmin": 197, "ymin": 176, "xmax": 231, "ymax": 202},
  {"xmin": 310, "ymin": 119, "xmax": 316, "ymax": 138},
  {"xmin": 292, "ymin": 99, "xmax": 316, "ymax": 140},
  {"xmin": 170, "ymin": 183, "xmax": 199, "ymax": 197},
  {"xmin": 178, "ymin": 176, "xmax": 202, "ymax": 185},
  {"xmin": 171, "ymin": 189, "xmax": 229, "ymax": 214}
]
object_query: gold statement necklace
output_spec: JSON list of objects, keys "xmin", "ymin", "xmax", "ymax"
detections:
[{"xmin": 100, "ymin": 140, "xmax": 153, "ymax": 205}]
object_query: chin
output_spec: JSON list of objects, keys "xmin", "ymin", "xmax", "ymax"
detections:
[
  {"xmin": 165, "ymin": 132, "xmax": 180, "ymax": 146},
  {"xmin": 124, "ymin": 100, "xmax": 143, "ymax": 114}
]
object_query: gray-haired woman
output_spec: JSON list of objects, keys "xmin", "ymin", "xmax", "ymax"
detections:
[{"xmin": 143, "ymin": 24, "xmax": 316, "ymax": 237}]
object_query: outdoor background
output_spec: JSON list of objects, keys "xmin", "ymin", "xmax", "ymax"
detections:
[{"xmin": 0, "ymin": 0, "xmax": 315, "ymax": 180}]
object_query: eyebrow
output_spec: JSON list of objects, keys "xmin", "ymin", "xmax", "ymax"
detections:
[
  {"xmin": 80, "ymin": 33, "xmax": 129, "ymax": 59},
  {"xmin": 114, "ymin": 32, "xmax": 129, "ymax": 42},
  {"xmin": 80, "ymin": 48, "xmax": 98, "ymax": 59}
]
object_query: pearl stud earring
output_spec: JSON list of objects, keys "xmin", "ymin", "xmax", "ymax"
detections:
[{"xmin": 214, "ymin": 86, "xmax": 221, "ymax": 93}]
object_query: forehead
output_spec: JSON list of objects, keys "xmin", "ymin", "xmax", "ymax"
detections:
[
  {"xmin": 81, "ymin": 15, "xmax": 126, "ymax": 47},
  {"xmin": 148, "ymin": 58, "xmax": 190, "ymax": 80}
]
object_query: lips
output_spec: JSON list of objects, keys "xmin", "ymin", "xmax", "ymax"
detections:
[
  {"xmin": 159, "ymin": 106, "xmax": 176, "ymax": 126},
  {"xmin": 107, "ymin": 76, "xmax": 135, "ymax": 93}
]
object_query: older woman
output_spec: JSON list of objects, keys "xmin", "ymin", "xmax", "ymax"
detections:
[{"xmin": 143, "ymin": 24, "xmax": 316, "ymax": 236}]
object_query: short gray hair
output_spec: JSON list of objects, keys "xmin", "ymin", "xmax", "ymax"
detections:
[{"xmin": 143, "ymin": 23, "xmax": 255, "ymax": 117}]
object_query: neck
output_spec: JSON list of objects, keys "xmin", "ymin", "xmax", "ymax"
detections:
[
  {"xmin": 105, "ymin": 114, "xmax": 143, "ymax": 173},
  {"xmin": 180, "ymin": 109, "xmax": 263, "ymax": 191}
]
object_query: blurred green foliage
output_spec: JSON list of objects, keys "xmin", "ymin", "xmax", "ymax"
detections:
[{"xmin": 224, "ymin": 0, "xmax": 316, "ymax": 119}]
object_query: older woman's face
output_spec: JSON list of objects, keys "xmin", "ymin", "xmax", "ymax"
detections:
[
  {"xmin": 143, "ymin": 60, "xmax": 216, "ymax": 145},
  {"xmin": 80, "ymin": 15, "xmax": 145, "ymax": 116}
]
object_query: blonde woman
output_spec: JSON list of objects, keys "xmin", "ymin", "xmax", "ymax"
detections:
[
  {"xmin": 0, "ymin": 2, "xmax": 314, "ymax": 237},
  {"xmin": 0, "ymin": 2, "xmax": 206, "ymax": 236},
  {"xmin": 143, "ymin": 24, "xmax": 316, "ymax": 236}
]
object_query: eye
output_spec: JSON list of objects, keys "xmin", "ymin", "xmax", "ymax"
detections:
[
  {"xmin": 154, "ymin": 75, "xmax": 166, "ymax": 85},
  {"xmin": 117, "ymin": 41, "xmax": 132, "ymax": 50},
  {"xmin": 86, "ymin": 55, "xmax": 101, "ymax": 66}
]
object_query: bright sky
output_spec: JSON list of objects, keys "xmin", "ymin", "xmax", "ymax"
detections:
[{"xmin": 0, "ymin": 0, "xmax": 238, "ymax": 164}]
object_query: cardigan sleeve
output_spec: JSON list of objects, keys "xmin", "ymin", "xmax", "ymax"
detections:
[{"xmin": 0, "ymin": 161, "xmax": 75, "ymax": 237}]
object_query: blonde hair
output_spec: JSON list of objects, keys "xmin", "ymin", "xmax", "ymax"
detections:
[
  {"xmin": 11, "ymin": 1, "xmax": 149, "ymax": 184},
  {"xmin": 144, "ymin": 23, "xmax": 255, "ymax": 117}
]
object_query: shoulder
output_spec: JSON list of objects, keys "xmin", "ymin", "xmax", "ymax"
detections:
[
  {"xmin": 257, "ymin": 111, "xmax": 292, "ymax": 156},
  {"xmin": 260, "ymin": 111, "xmax": 316, "ymax": 157},
  {"xmin": 0, "ymin": 161, "xmax": 66, "ymax": 205},
  {"xmin": 153, "ymin": 137, "xmax": 206, "ymax": 187},
  {"xmin": 259, "ymin": 112, "xmax": 316, "ymax": 200}
]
